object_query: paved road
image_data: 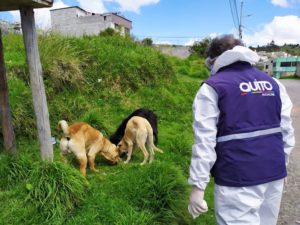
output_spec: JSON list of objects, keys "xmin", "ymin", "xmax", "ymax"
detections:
[{"xmin": 278, "ymin": 79, "xmax": 300, "ymax": 225}]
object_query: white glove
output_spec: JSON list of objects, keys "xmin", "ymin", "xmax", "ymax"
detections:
[{"xmin": 188, "ymin": 186, "xmax": 208, "ymax": 219}]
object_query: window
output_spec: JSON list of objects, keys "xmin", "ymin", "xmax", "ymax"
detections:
[
  {"xmin": 265, "ymin": 65, "xmax": 269, "ymax": 69},
  {"xmin": 280, "ymin": 62, "xmax": 292, "ymax": 67},
  {"xmin": 291, "ymin": 62, "xmax": 297, "ymax": 66}
]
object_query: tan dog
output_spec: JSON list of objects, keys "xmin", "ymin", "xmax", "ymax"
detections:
[
  {"xmin": 58, "ymin": 120, "xmax": 120, "ymax": 176},
  {"xmin": 117, "ymin": 116, "xmax": 163, "ymax": 165}
]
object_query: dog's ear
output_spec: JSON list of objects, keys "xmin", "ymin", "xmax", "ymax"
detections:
[{"xmin": 57, "ymin": 121, "xmax": 62, "ymax": 131}]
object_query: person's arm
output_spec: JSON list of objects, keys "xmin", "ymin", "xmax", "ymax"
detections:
[
  {"xmin": 273, "ymin": 78, "xmax": 295, "ymax": 166},
  {"xmin": 188, "ymin": 83, "xmax": 219, "ymax": 219},
  {"xmin": 188, "ymin": 83, "xmax": 219, "ymax": 190}
]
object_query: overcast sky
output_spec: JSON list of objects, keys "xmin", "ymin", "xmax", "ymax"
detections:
[{"xmin": 0, "ymin": 0, "xmax": 300, "ymax": 46}]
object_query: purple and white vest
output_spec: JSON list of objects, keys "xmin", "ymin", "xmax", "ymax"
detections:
[{"xmin": 205, "ymin": 61, "xmax": 286, "ymax": 187}]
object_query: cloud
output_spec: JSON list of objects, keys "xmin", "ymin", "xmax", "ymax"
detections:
[
  {"xmin": 184, "ymin": 38, "xmax": 202, "ymax": 46},
  {"xmin": 9, "ymin": 0, "xmax": 69, "ymax": 29},
  {"xmin": 106, "ymin": 0, "xmax": 160, "ymax": 13},
  {"xmin": 76, "ymin": 0, "xmax": 160, "ymax": 13},
  {"xmin": 7, "ymin": 0, "xmax": 160, "ymax": 29},
  {"xmin": 76, "ymin": 0, "xmax": 107, "ymax": 13},
  {"xmin": 243, "ymin": 15, "xmax": 300, "ymax": 46},
  {"xmin": 184, "ymin": 33, "xmax": 218, "ymax": 46},
  {"xmin": 270, "ymin": 0, "xmax": 300, "ymax": 7},
  {"xmin": 153, "ymin": 40, "xmax": 172, "ymax": 45},
  {"xmin": 271, "ymin": 0, "xmax": 290, "ymax": 7}
]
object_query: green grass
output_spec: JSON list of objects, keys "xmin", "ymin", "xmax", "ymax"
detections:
[{"xmin": 0, "ymin": 33, "xmax": 216, "ymax": 224}]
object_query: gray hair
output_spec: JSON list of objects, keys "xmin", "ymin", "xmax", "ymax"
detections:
[{"xmin": 205, "ymin": 34, "xmax": 244, "ymax": 59}]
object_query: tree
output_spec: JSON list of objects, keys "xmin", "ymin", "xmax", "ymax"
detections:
[
  {"xmin": 141, "ymin": 37, "xmax": 153, "ymax": 46},
  {"xmin": 99, "ymin": 28, "xmax": 118, "ymax": 37},
  {"xmin": 189, "ymin": 37, "xmax": 211, "ymax": 58}
]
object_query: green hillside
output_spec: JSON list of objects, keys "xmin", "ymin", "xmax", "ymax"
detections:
[{"xmin": 0, "ymin": 33, "xmax": 215, "ymax": 224}]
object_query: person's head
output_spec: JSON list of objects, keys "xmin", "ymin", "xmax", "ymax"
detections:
[{"xmin": 206, "ymin": 34, "xmax": 244, "ymax": 60}]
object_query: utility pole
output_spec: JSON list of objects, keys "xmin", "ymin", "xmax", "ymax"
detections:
[{"xmin": 239, "ymin": 0, "xmax": 243, "ymax": 40}]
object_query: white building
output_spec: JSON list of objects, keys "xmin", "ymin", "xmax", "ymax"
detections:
[{"xmin": 50, "ymin": 6, "xmax": 132, "ymax": 37}]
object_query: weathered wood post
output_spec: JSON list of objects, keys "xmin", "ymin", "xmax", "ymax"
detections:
[
  {"xmin": 0, "ymin": 0, "xmax": 54, "ymax": 161},
  {"xmin": 0, "ymin": 28, "xmax": 16, "ymax": 154},
  {"xmin": 20, "ymin": 8, "xmax": 53, "ymax": 161}
]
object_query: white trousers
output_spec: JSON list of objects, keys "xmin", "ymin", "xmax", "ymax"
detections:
[{"xmin": 214, "ymin": 179, "xmax": 284, "ymax": 225}]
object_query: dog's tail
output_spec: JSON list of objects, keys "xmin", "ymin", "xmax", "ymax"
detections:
[
  {"xmin": 58, "ymin": 120, "xmax": 69, "ymax": 136},
  {"xmin": 146, "ymin": 123, "xmax": 163, "ymax": 154}
]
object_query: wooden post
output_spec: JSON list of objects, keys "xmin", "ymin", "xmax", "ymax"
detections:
[
  {"xmin": 20, "ymin": 7, "xmax": 53, "ymax": 161},
  {"xmin": 0, "ymin": 28, "xmax": 16, "ymax": 154}
]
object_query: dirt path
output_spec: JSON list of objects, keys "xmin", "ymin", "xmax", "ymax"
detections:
[{"xmin": 278, "ymin": 79, "xmax": 300, "ymax": 225}]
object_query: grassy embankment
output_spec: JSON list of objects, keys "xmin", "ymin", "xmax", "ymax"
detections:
[{"xmin": 0, "ymin": 33, "xmax": 215, "ymax": 224}]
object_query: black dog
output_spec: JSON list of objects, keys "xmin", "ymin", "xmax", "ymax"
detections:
[{"xmin": 110, "ymin": 108, "xmax": 158, "ymax": 145}]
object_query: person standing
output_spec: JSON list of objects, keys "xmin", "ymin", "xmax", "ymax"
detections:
[{"xmin": 188, "ymin": 34, "xmax": 295, "ymax": 225}]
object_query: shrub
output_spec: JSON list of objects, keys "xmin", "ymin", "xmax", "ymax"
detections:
[
  {"xmin": 0, "ymin": 153, "xmax": 88, "ymax": 224},
  {"xmin": 25, "ymin": 161, "xmax": 88, "ymax": 223},
  {"xmin": 111, "ymin": 162, "xmax": 192, "ymax": 224},
  {"xmin": 189, "ymin": 37, "xmax": 211, "ymax": 58},
  {"xmin": 141, "ymin": 38, "xmax": 153, "ymax": 46},
  {"xmin": 99, "ymin": 28, "xmax": 119, "ymax": 37},
  {"xmin": 39, "ymin": 34, "xmax": 88, "ymax": 91},
  {"xmin": 0, "ymin": 153, "xmax": 32, "ymax": 190}
]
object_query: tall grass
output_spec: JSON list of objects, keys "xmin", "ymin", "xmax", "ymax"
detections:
[
  {"xmin": 82, "ymin": 35, "xmax": 174, "ymax": 91},
  {"xmin": 26, "ymin": 161, "xmax": 88, "ymax": 223},
  {"xmin": 0, "ymin": 153, "xmax": 32, "ymax": 190},
  {"xmin": 67, "ymin": 162, "xmax": 193, "ymax": 225},
  {"xmin": 3, "ymin": 33, "xmax": 175, "ymax": 137},
  {"xmin": 0, "ymin": 33, "xmax": 216, "ymax": 224},
  {"xmin": 110, "ymin": 162, "xmax": 192, "ymax": 224},
  {"xmin": 169, "ymin": 56, "xmax": 210, "ymax": 79},
  {"xmin": 39, "ymin": 34, "xmax": 88, "ymax": 91},
  {"xmin": 0, "ymin": 152, "xmax": 88, "ymax": 224},
  {"xmin": 7, "ymin": 76, "xmax": 35, "ymax": 138}
]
